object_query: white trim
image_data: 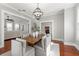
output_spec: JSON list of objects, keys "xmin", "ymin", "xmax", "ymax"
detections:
[
  {"xmin": 0, "ymin": 9, "xmax": 32, "ymax": 48},
  {"xmin": 0, "ymin": 10, "xmax": 5, "ymax": 48},
  {"xmin": 40, "ymin": 20, "xmax": 53, "ymax": 23},
  {"xmin": 2, "ymin": 9, "xmax": 32, "ymax": 33},
  {"xmin": 40, "ymin": 20, "xmax": 54, "ymax": 40},
  {"xmin": 1, "ymin": 10, "xmax": 29, "ymax": 21},
  {"xmin": 1, "ymin": 4, "xmax": 32, "ymax": 19},
  {"xmin": 64, "ymin": 42, "xmax": 75, "ymax": 46},
  {"xmin": 0, "ymin": 51, "xmax": 11, "ymax": 56},
  {"xmin": 28, "ymin": 20, "xmax": 32, "ymax": 34},
  {"xmin": 1, "ymin": 4, "xmax": 19, "ymax": 13},
  {"xmin": 64, "ymin": 42, "xmax": 79, "ymax": 51},
  {"xmin": 40, "ymin": 20, "xmax": 54, "ymax": 30}
]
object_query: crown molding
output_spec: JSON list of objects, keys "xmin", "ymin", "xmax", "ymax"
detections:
[
  {"xmin": 1, "ymin": 9, "xmax": 28, "ymax": 20},
  {"xmin": 0, "ymin": 3, "xmax": 34, "ymax": 20}
]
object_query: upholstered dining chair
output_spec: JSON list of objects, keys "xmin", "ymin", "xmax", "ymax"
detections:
[
  {"xmin": 11, "ymin": 38, "xmax": 35, "ymax": 56},
  {"xmin": 22, "ymin": 34, "xmax": 29, "ymax": 38},
  {"xmin": 50, "ymin": 42, "xmax": 60, "ymax": 56},
  {"xmin": 34, "ymin": 34, "xmax": 51, "ymax": 56}
]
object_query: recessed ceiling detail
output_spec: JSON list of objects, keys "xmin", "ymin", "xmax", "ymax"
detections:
[
  {"xmin": 33, "ymin": 3, "xmax": 43, "ymax": 20},
  {"xmin": 6, "ymin": 3, "xmax": 76, "ymax": 19}
]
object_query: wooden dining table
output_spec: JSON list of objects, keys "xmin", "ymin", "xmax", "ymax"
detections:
[{"xmin": 24, "ymin": 34, "xmax": 44, "ymax": 47}]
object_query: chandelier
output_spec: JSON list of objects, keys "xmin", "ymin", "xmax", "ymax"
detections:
[{"xmin": 33, "ymin": 3, "xmax": 43, "ymax": 20}]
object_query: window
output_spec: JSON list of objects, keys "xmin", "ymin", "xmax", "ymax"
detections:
[
  {"xmin": 15, "ymin": 24, "xmax": 20, "ymax": 31},
  {"xmin": 22, "ymin": 25, "xmax": 24, "ymax": 31},
  {"xmin": 6, "ymin": 22, "xmax": 13, "ymax": 31}
]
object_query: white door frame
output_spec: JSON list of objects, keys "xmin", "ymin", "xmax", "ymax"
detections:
[
  {"xmin": 0, "ymin": 9, "xmax": 31, "ymax": 48},
  {"xmin": 40, "ymin": 20, "xmax": 54, "ymax": 40},
  {"xmin": 0, "ymin": 10, "xmax": 5, "ymax": 48}
]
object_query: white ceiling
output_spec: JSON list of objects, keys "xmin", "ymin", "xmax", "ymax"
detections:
[{"xmin": 6, "ymin": 3, "xmax": 76, "ymax": 19}]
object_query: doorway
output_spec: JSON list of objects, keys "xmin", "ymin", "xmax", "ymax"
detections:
[{"xmin": 41, "ymin": 21, "xmax": 53, "ymax": 40}]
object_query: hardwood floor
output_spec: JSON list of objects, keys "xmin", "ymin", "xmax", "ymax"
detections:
[
  {"xmin": 0, "ymin": 39, "xmax": 79, "ymax": 56},
  {"xmin": 0, "ymin": 40, "xmax": 11, "ymax": 55},
  {"xmin": 52, "ymin": 40, "xmax": 79, "ymax": 56},
  {"xmin": 52, "ymin": 40, "xmax": 64, "ymax": 56},
  {"xmin": 64, "ymin": 45, "xmax": 79, "ymax": 56},
  {"xmin": 0, "ymin": 38, "xmax": 18, "ymax": 55}
]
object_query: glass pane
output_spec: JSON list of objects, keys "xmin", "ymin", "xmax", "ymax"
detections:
[
  {"xmin": 6, "ymin": 22, "xmax": 13, "ymax": 31},
  {"xmin": 15, "ymin": 24, "xmax": 20, "ymax": 31}
]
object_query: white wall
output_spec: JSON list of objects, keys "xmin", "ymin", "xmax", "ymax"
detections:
[
  {"xmin": 75, "ymin": 4, "xmax": 79, "ymax": 45},
  {"xmin": 0, "ymin": 10, "xmax": 4, "ymax": 48},
  {"xmin": 40, "ymin": 20, "xmax": 54, "ymax": 40},
  {"xmin": 4, "ymin": 13, "xmax": 29, "ymax": 39},
  {"xmin": 0, "ymin": 4, "xmax": 32, "ymax": 48},
  {"xmin": 54, "ymin": 11, "xmax": 64, "ymax": 41},
  {"xmin": 64, "ymin": 7, "xmax": 76, "ymax": 42},
  {"xmin": 64, "ymin": 4, "xmax": 79, "ymax": 50},
  {"xmin": 0, "ymin": 10, "xmax": 1, "ymax": 47},
  {"xmin": 31, "ymin": 18, "xmax": 40, "ymax": 33},
  {"xmin": 76, "ymin": 4, "xmax": 79, "ymax": 42},
  {"xmin": 40, "ymin": 10, "xmax": 64, "ymax": 41},
  {"xmin": 41, "ymin": 22, "xmax": 52, "ymax": 34}
]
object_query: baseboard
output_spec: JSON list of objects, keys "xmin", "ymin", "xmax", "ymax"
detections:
[
  {"xmin": 64, "ymin": 42, "xmax": 79, "ymax": 51},
  {"xmin": 52, "ymin": 38, "xmax": 64, "ymax": 42},
  {"xmin": 0, "ymin": 51, "xmax": 11, "ymax": 56}
]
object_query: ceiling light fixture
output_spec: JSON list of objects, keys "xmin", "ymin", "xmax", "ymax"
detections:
[
  {"xmin": 6, "ymin": 16, "xmax": 14, "ymax": 22},
  {"xmin": 33, "ymin": 3, "xmax": 43, "ymax": 20}
]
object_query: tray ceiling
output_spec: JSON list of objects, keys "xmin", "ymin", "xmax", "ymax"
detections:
[{"xmin": 5, "ymin": 3, "xmax": 76, "ymax": 19}]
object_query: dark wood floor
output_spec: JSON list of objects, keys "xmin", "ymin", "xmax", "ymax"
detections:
[
  {"xmin": 0, "ymin": 39, "xmax": 79, "ymax": 56},
  {"xmin": 52, "ymin": 40, "xmax": 64, "ymax": 56},
  {"xmin": 0, "ymin": 40, "xmax": 11, "ymax": 55},
  {"xmin": 64, "ymin": 45, "xmax": 79, "ymax": 56},
  {"xmin": 0, "ymin": 38, "xmax": 17, "ymax": 55},
  {"xmin": 52, "ymin": 40, "xmax": 79, "ymax": 56}
]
